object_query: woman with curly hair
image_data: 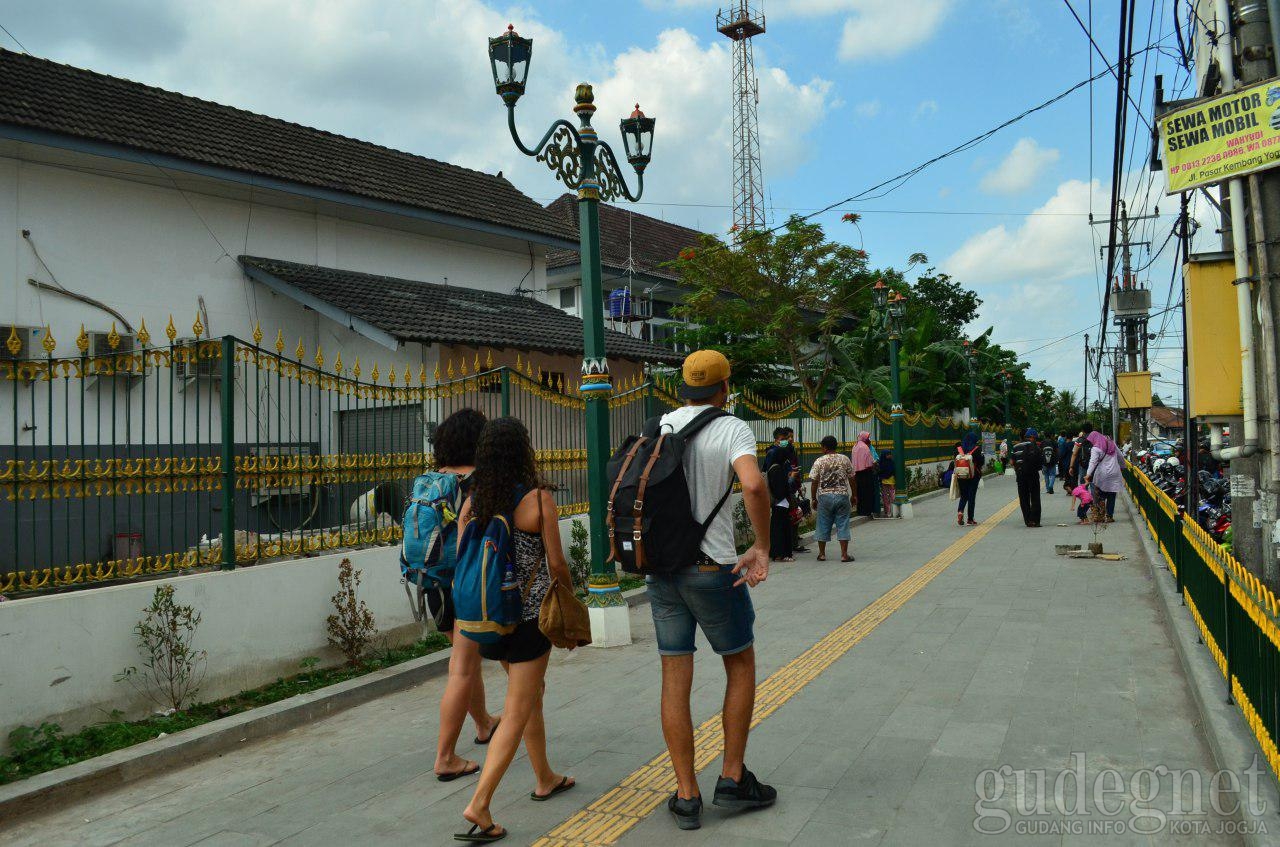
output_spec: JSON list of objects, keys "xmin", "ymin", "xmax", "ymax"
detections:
[
  {"xmin": 431, "ymin": 408, "xmax": 501, "ymax": 782},
  {"xmin": 456, "ymin": 417, "xmax": 576, "ymax": 843}
]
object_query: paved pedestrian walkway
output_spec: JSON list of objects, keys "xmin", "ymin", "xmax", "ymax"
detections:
[{"xmin": 4, "ymin": 477, "xmax": 1244, "ymax": 846}]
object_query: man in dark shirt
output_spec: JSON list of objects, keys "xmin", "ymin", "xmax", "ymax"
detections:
[{"xmin": 1010, "ymin": 428, "xmax": 1045, "ymax": 527}]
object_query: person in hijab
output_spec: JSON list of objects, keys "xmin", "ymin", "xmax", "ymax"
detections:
[
  {"xmin": 851, "ymin": 432, "xmax": 879, "ymax": 518},
  {"xmin": 954, "ymin": 430, "xmax": 985, "ymax": 526},
  {"xmin": 1085, "ymin": 428, "xmax": 1123, "ymax": 521}
]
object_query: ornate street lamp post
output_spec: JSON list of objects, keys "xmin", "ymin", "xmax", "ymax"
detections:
[
  {"xmin": 873, "ymin": 281, "xmax": 913, "ymax": 519},
  {"xmin": 1001, "ymin": 369, "xmax": 1012, "ymax": 447},
  {"xmin": 488, "ymin": 25, "xmax": 654, "ymax": 646},
  {"xmin": 962, "ymin": 339, "xmax": 979, "ymax": 430}
]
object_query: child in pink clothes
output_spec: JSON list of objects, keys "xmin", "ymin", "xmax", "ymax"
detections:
[{"xmin": 1072, "ymin": 484, "xmax": 1094, "ymax": 523}]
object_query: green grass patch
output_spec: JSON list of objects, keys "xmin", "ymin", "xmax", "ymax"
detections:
[{"xmin": 0, "ymin": 633, "xmax": 449, "ymax": 786}]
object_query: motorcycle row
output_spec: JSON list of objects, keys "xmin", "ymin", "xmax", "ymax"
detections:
[{"xmin": 1133, "ymin": 447, "xmax": 1232, "ymax": 552}]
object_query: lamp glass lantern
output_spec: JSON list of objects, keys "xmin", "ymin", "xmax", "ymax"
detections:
[
  {"xmin": 872, "ymin": 278, "xmax": 888, "ymax": 310},
  {"xmin": 887, "ymin": 291, "xmax": 907, "ymax": 320},
  {"xmin": 489, "ymin": 25, "xmax": 532, "ymax": 103},
  {"xmin": 620, "ymin": 105, "xmax": 656, "ymax": 168}
]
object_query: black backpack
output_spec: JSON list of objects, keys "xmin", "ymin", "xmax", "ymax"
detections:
[{"xmin": 605, "ymin": 407, "xmax": 732, "ymax": 574}]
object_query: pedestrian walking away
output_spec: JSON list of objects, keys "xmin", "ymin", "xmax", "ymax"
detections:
[
  {"xmin": 423, "ymin": 409, "xmax": 500, "ymax": 784},
  {"xmin": 1084, "ymin": 425, "xmax": 1123, "ymax": 522},
  {"xmin": 1010, "ymin": 428, "xmax": 1045, "ymax": 527},
  {"xmin": 808, "ymin": 435, "xmax": 855, "ymax": 562},
  {"xmin": 952, "ymin": 431, "xmax": 984, "ymax": 526},
  {"xmin": 643, "ymin": 349, "xmax": 777, "ymax": 832},
  {"xmin": 851, "ymin": 431, "xmax": 878, "ymax": 518},
  {"xmin": 877, "ymin": 447, "xmax": 897, "ymax": 518},
  {"xmin": 1056, "ymin": 433, "xmax": 1073, "ymax": 493},
  {"xmin": 456, "ymin": 418, "xmax": 577, "ymax": 843},
  {"xmin": 1041, "ymin": 435, "xmax": 1059, "ymax": 495}
]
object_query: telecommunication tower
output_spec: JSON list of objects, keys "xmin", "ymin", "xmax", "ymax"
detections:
[{"xmin": 717, "ymin": 2, "xmax": 766, "ymax": 235}]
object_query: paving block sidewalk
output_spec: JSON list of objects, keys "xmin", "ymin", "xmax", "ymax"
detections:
[{"xmin": 2, "ymin": 477, "xmax": 1249, "ymax": 846}]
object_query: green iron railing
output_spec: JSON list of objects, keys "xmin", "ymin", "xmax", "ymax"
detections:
[
  {"xmin": 2, "ymin": 323, "xmax": 994, "ymax": 596},
  {"xmin": 1124, "ymin": 462, "xmax": 1280, "ymax": 783}
]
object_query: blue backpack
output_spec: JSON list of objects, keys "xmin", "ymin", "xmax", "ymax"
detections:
[
  {"xmin": 399, "ymin": 471, "xmax": 462, "ymax": 626},
  {"xmin": 454, "ymin": 487, "xmax": 528, "ymax": 644}
]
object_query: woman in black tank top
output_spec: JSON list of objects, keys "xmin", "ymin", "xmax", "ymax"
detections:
[{"xmin": 456, "ymin": 417, "xmax": 577, "ymax": 842}]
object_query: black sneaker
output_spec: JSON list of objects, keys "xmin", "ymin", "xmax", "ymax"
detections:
[
  {"xmin": 668, "ymin": 794, "xmax": 702, "ymax": 830},
  {"xmin": 712, "ymin": 767, "xmax": 777, "ymax": 810}
]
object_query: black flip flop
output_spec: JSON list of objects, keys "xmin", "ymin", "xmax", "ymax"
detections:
[
  {"xmin": 474, "ymin": 717, "xmax": 500, "ymax": 746},
  {"xmin": 841, "ymin": 556, "xmax": 854, "ymax": 562},
  {"xmin": 436, "ymin": 762, "xmax": 480, "ymax": 782},
  {"xmin": 531, "ymin": 776, "xmax": 576, "ymax": 801},
  {"xmin": 455, "ymin": 822, "xmax": 506, "ymax": 842}
]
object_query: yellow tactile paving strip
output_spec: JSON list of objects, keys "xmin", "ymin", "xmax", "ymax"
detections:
[{"xmin": 533, "ymin": 497, "xmax": 1021, "ymax": 847}]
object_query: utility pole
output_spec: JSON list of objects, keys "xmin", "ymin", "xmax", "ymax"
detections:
[
  {"xmin": 1083, "ymin": 333, "xmax": 1089, "ymax": 422},
  {"xmin": 1092, "ymin": 201, "xmax": 1155, "ymax": 456}
]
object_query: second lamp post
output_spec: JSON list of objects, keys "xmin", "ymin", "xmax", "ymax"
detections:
[{"xmin": 873, "ymin": 280, "xmax": 912, "ymax": 519}]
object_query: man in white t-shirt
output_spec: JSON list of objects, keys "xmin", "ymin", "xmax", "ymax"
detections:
[{"xmin": 646, "ymin": 349, "xmax": 775, "ymax": 831}]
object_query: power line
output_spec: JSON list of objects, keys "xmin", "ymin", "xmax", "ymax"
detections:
[{"xmin": 0, "ymin": 22, "xmax": 28, "ymax": 53}]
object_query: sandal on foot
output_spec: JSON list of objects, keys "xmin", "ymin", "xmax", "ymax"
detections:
[
  {"xmin": 455, "ymin": 822, "xmax": 506, "ymax": 843},
  {"xmin": 436, "ymin": 761, "xmax": 480, "ymax": 782},
  {"xmin": 841, "ymin": 556, "xmax": 854, "ymax": 562},
  {"xmin": 474, "ymin": 717, "xmax": 500, "ymax": 746},
  {"xmin": 815, "ymin": 555, "xmax": 826, "ymax": 562},
  {"xmin": 531, "ymin": 776, "xmax": 576, "ymax": 801}
]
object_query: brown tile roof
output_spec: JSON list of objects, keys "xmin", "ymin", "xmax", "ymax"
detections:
[
  {"xmin": 545, "ymin": 194, "xmax": 704, "ymax": 281},
  {"xmin": 1149, "ymin": 406, "xmax": 1185, "ymax": 428},
  {"xmin": 0, "ymin": 49, "xmax": 571, "ymax": 244},
  {"xmin": 239, "ymin": 256, "xmax": 682, "ymax": 364}
]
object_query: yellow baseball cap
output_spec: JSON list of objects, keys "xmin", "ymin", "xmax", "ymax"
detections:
[{"xmin": 679, "ymin": 349, "xmax": 731, "ymax": 400}]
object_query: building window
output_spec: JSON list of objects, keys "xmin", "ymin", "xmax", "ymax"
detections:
[{"xmin": 559, "ymin": 287, "xmax": 577, "ymax": 309}]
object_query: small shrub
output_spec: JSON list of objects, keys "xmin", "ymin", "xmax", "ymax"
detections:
[
  {"xmin": 326, "ymin": 558, "xmax": 376, "ymax": 666},
  {"xmin": 568, "ymin": 519, "xmax": 590, "ymax": 591},
  {"xmin": 117, "ymin": 584, "xmax": 207, "ymax": 713}
]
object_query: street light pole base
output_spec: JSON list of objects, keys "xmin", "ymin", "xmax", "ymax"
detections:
[{"xmin": 588, "ymin": 603, "xmax": 633, "ymax": 647}]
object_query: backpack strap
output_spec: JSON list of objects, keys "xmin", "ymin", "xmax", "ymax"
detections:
[
  {"xmin": 672, "ymin": 406, "xmax": 728, "ymax": 442},
  {"xmin": 605, "ymin": 436, "xmax": 648, "ymax": 564},
  {"xmin": 631, "ymin": 433, "xmax": 670, "ymax": 572},
  {"xmin": 700, "ymin": 479, "xmax": 735, "ymax": 532}
]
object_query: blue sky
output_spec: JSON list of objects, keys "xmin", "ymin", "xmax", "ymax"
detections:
[{"xmin": 2, "ymin": 0, "xmax": 1204, "ymax": 410}]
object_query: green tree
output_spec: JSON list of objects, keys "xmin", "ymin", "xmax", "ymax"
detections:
[
  {"xmin": 669, "ymin": 216, "xmax": 875, "ymax": 406},
  {"xmin": 908, "ymin": 270, "xmax": 982, "ymax": 337}
]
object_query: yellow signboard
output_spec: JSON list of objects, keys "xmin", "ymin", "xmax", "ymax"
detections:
[
  {"xmin": 1117, "ymin": 372, "xmax": 1152, "ymax": 410},
  {"xmin": 1161, "ymin": 76, "xmax": 1280, "ymax": 194},
  {"xmin": 1185, "ymin": 258, "xmax": 1243, "ymax": 418}
]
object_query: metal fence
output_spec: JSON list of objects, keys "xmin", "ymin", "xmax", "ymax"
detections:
[
  {"xmin": 1124, "ymin": 462, "xmax": 1280, "ymax": 783},
  {"xmin": 2, "ymin": 325, "xmax": 991, "ymax": 596}
]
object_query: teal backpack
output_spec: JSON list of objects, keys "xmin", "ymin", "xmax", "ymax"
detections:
[
  {"xmin": 399, "ymin": 471, "xmax": 462, "ymax": 626},
  {"xmin": 454, "ymin": 486, "xmax": 527, "ymax": 644}
]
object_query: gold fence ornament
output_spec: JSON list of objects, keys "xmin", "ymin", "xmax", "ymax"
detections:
[
  {"xmin": 274, "ymin": 329, "xmax": 285, "ymax": 354},
  {"xmin": 76, "ymin": 324, "xmax": 90, "ymax": 353},
  {"xmin": 252, "ymin": 321, "xmax": 264, "ymax": 345},
  {"xmin": 137, "ymin": 318, "xmax": 151, "ymax": 346},
  {"xmin": 41, "ymin": 326, "xmax": 56, "ymax": 355},
  {"xmin": 166, "ymin": 315, "xmax": 178, "ymax": 343},
  {"xmin": 192, "ymin": 313, "xmax": 204, "ymax": 339}
]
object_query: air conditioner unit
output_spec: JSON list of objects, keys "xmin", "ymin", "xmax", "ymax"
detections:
[
  {"xmin": 171, "ymin": 338, "xmax": 225, "ymax": 382},
  {"xmin": 0, "ymin": 326, "xmax": 44, "ymax": 361},
  {"xmin": 88, "ymin": 331, "xmax": 140, "ymax": 383}
]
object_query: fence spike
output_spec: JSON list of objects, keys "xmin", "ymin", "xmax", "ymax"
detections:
[
  {"xmin": 353, "ymin": 356, "xmax": 361, "ymax": 379},
  {"xmin": 486, "ymin": 349, "xmax": 494, "ymax": 368},
  {"xmin": 526, "ymin": 359, "xmax": 534, "ymax": 378},
  {"xmin": 388, "ymin": 365, "xmax": 397, "ymax": 385},
  {"xmin": 447, "ymin": 360, "xmax": 455, "ymax": 379},
  {"xmin": 5, "ymin": 325, "xmax": 19, "ymax": 357},
  {"xmin": 166, "ymin": 315, "xmax": 178, "ymax": 343},
  {"xmin": 274, "ymin": 329, "xmax": 285, "ymax": 354},
  {"xmin": 76, "ymin": 324, "xmax": 90, "ymax": 353},
  {"xmin": 419, "ymin": 364, "xmax": 427, "ymax": 385},
  {"xmin": 107, "ymin": 322, "xmax": 121, "ymax": 350},
  {"xmin": 371, "ymin": 362, "xmax": 380, "ymax": 383},
  {"xmin": 137, "ymin": 318, "xmax": 150, "ymax": 347},
  {"xmin": 334, "ymin": 352, "xmax": 343, "ymax": 374},
  {"xmin": 461, "ymin": 358, "xmax": 469, "ymax": 376},
  {"xmin": 403, "ymin": 364, "xmax": 412, "ymax": 385},
  {"xmin": 516, "ymin": 352, "xmax": 522, "ymax": 370},
  {"xmin": 294, "ymin": 338, "xmax": 306, "ymax": 361},
  {"xmin": 41, "ymin": 325, "xmax": 56, "ymax": 354},
  {"xmin": 474, "ymin": 352, "xmax": 481, "ymax": 371},
  {"xmin": 192, "ymin": 313, "xmax": 204, "ymax": 339},
  {"xmin": 433, "ymin": 362, "xmax": 441, "ymax": 381},
  {"xmin": 314, "ymin": 345, "xmax": 324, "ymax": 369},
  {"xmin": 252, "ymin": 321, "xmax": 263, "ymax": 345}
]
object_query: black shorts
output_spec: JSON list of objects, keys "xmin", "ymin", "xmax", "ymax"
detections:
[
  {"xmin": 479, "ymin": 619, "xmax": 551, "ymax": 664},
  {"xmin": 425, "ymin": 584, "xmax": 456, "ymax": 634}
]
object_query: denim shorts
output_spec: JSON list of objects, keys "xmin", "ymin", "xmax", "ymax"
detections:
[
  {"xmin": 815, "ymin": 492, "xmax": 852, "ymax": 542},
  {"xmin": 645, "ymin": 557, "xmax": 755, "ymax": 657}
]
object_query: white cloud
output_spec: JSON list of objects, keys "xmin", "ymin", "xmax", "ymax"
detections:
[
  {"xmin": 979, "ymin": 138, "xmax": 1060, "ymax": 195},
  {"xmin": 831, "ymin": 0, "xmax": 952, "ymax": 62},
  {"xmin": 8, "ymin": 1, "xmax": 833, "ymax": 234},
  {"xmin": 855, "ymin": 99, "xmax": 881, "ymax": 118},
  {"xmin": 915, "ymin": 99, "xmax": 939, "ymax": 119}
]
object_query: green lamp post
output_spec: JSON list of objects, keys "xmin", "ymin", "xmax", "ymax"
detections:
[
  {"xmin": 963, "ymin": 339, "xmax": 979, "ymax": 430},
  {"xmin": 488, "ymin": 25, "xmax": 655, "ymax": 646},
  {"xmin": 873, "ymin": 280, "xmax": 913, "ymax": 519},
  {"xmin": 1000, "ymin": 369, "xmax": 1012, "ymax": 446}
]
